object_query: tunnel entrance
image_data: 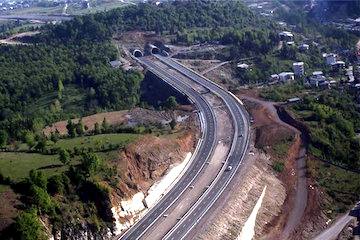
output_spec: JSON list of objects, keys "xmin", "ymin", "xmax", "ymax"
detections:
[
  {"xmin": 150, "ymin": 46, "xmax": 160, "ymax": 55},
  {"xmin": 133, "ymin": 49, "xmax": 143, "ymax": 58}
]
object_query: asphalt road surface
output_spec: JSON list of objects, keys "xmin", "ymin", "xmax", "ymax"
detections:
[
  {"xmin": 119, "ymin": 54, "xmax": 250, "ymax": 240},
  {"xmin": 119, "ymin": 57, "xmax": 217, "ymax": 240},
  {"xmin": 155, "ymin": 55, "xmax": 250, "ymax": 240}
]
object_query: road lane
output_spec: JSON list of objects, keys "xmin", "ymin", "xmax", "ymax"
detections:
[
  {"xmin": 118, "ymin": 58, "xmax": 217, "ymax": 240},
  {"xmin": 155, "ymin": 55, "xmax": 250, "ymax": 240}
]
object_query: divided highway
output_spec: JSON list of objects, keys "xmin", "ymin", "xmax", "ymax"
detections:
[
  {"xmin": 119, "ymin": 58, "xmax": 217, "ymax": 240},
  {"xmin": 156, "ymin": 55, "xmax": 250, "ymax": 239},
  {"xmin": 120, "ymin": 54, "xmax": 250, "ymax": 240}
]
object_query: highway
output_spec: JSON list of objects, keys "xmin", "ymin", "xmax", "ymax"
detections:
[
  {"xmin": 155, "ymin": 55, "xmax": 250, "ymax": 240},
  {"xmin": 119, "ymin": 57, "xmax": 217, "ymax": 240},
  {"xmin": 120, "ymin": 54, "xmax": 250, "ymax": 240}
]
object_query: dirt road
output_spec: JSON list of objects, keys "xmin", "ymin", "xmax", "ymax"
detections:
[
  {"xmin": 313, "ymin": 213, "xmax": 354, "ymax": 240},
  {"xmin": 240, "ymin": 95, "xmax": 308, "ymax": 240}
]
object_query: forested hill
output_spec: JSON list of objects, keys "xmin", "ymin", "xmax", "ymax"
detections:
[
  {"xmin": 40, "ymin": 0, "xmax": 271, "ymax": 42},
  {"xmin": 0, "ymin": 0, "xmax": 265, "ymax": 142}
]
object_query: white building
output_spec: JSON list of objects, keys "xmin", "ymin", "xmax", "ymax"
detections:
[
  {"xmin": 279, "ymin": 72, "xmax": 295, "ymax": 82},
  {"xmin": 299, "ymin": 43, "xmax": 309, "ymax": 51},
  {"xmin": 331, "ymin": 61, "xmax": 345, "ymax": 70},
  {"xmin": 293, "ymin": 62, "xmax": 304, "ymax": 76},
  {"xmin": 270, "ymin": 74, "xmax": 279, "ymax": 81},
  {"xmin": 237, "ymin": 63, "xmax": 250, "ymax": 69},
  {"xmin": 309, "ymin": 71, "xmax": 326, "ymax": 87},
  {"xmin": 286, "ymin": 41, "xmax": 295, "ymax": 46},
  {"xmin": 279, "ymin": 31, "xmax": 293, "ymax": 41}
]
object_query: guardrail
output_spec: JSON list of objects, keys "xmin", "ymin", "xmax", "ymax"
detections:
[
  {"xmin": 156, "ymin": 56, "xmax": 250, "ymax": 239},
  {"xmin": 118, "ymin": 57, "xmax": 217, "ymax": 240}
]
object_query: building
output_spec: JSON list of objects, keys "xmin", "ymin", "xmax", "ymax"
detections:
[
  {"xmin": 286, "ymin": 41, "xmax": 295, "ymax": 46},
  {"xmin": 287, "ymin": 97, "xmax": 301, "ymax": 103},
  {"xmin": 331, "ymin": 61, "xmax": 345, "ymax": 70},
  {"xmin": 109, "ymin": 60, "xmax": 121, "ymax": 68},
  {"xmin": 293, "ymin": 62, "xmax": 304, "ymax": 76},
  {"xmin": 298, "ymin": 43, "xmax": 309, "ymax": 51},
  {"xmin": 324, "ymin": 53, "xmax": 337, "ymax": 65},
  {"xmin": 279, "ymin": 72, "xmax": 295, "ymax": 82},
  {"xmin": 270, "ymin": 74, "xmax": 279, "ymax": 81},
  {"xmin": 279, "ymin": 31, "xmax": 293, "ymax": 41},
  {"xmin": 237, "ymin": 63, "xmax": 250, "ymax": 70},
  {"xmin": 309, "ymin": 71, "xmax": 326, "ymax": 87}
]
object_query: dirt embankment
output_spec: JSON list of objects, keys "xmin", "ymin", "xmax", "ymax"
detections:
[
  {"xmin": 43, "ymin": 107, "xmax": 194, "ymax": 136},
  {"xmin": 196, "ymin": 94, "xmax": 300, "ymax": 239},
  {"xmin": 112, "ymin": 130, "xmax": 197, "ymax": 199}
]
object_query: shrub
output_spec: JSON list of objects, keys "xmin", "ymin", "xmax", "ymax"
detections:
[
  {"xmin": 30, "ymin": 185, "xmax": 54, "ymax": 214},
  {"xmin": 14, "ymin": 209, "xmax": 47, "ymax": 240},
  {"xmin": 272, "ymin": 161, "xmax": 285, "ymax": 173},
  {"xmin": 29, "ymin": 170, "xmax": 47, "ymax": 190},
  {"xmin": 47, "ymin": 175, "xmax": 65, "ymax": 195}
]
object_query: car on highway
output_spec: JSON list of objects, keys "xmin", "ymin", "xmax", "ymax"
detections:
[{"xmin": 226, "ymin": 166, "xmax": 232, "ymax": 171}]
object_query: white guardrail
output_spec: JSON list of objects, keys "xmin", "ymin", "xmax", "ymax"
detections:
[
  {"xmin": 119, "ymin": 57, "xmax": 217, "ymax": 240},
  {"xmin": 157, "ymin": 56, "xmax": 250, "ymax": 240}
]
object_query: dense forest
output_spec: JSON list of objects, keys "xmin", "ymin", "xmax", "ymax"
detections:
[{"xmin": 0, "ymin": 0, "xmax": 274, "ymax": 144}]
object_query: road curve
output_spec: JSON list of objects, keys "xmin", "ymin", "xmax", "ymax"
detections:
[
  {"xmin": 119, "ymin": 57, "xmax": 217, "ymax": 240},
  {"xmin": 156, "ymin": 55, "xmax": 250, "ymax": 240}
]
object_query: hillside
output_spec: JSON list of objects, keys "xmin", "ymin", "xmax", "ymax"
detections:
[{"xmin": 0, "ymin": 1, "xmax": 266, "ymax": 239}]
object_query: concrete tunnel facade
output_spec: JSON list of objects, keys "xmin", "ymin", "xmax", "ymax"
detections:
[
  {"xmin": 133, "ymin": 49, "xmax": 143, "ymax": 58},
  {"xmin": 148, "ymin": 44, "xmax": 161, "ymax": 55}
]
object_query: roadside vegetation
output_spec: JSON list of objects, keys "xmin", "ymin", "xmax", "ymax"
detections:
[{"xmin": 287, "ymin": 90, "xmax": 360, "ymax": 213}]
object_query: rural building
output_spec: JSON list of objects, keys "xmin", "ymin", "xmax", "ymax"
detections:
[
  {"xmin": 324, "ymin": 53, "xmax": 337, "ymax": 65},
  {"xmin": 279, "ymin": 31, "xmax": 293, "ymax": 41},
  {"xmin": 331, "ymin": 61, "xmax": 346, "ymax": 70},
  {"xmin": 309, "ymin": 71, "xmax": 326, "ymax": 87},
  {"xmin": 299, "ymin": 43, "xmax": 309, "ymax": 51},
  {"xmin": 286, "ymin": 41, "xmax": 295, "ymax": 46},
  {"xmin": 279, "ymin": 72, "xmax": 295, "ymax": 82},
  {"xmin": 293, "ymin": 62, "xmax": 305, "ymax": 76},
  {"xmin": 270, "ymin": 74, "xmax": 279, "ymax": 81},
  {"xmin": 237, "ymin": 63, "xmax": 250, "ymax": 70},
  {"xmin": 109, "ymin": 60, "xmax": 122, "ymax": 68}
]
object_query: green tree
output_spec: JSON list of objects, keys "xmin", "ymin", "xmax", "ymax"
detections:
[
  {"xmin": 76, "ymin": 119, "xmax": 85, "ymax": 136},
  {"xmin": 169, "ymin": 118, "xmax": 177, "ymax": 130},
  {"xmin": 81, "ymin": 152, "xmax": 101, "ymax": 177},
  {"xmin": 59, "ymin": 149, "xmax": 71, "ymax": 165},
  {"xmin": 164, "ymin": 96, "xmax": 178, "ymax": 110},
  {"xmin": 94, "ymin": 122, "xmax": 101, "ymax": 135},
  {"xmin": 24, "ymin": 131, "xmax": 36, "ymax": 150},
  {"xmin": 66, "ymin": 119, "xmax": 76, "ymax": 138},
  {"xmin": 50, "ymin": 131, "xmax": 60, "ymax": 143},
  {"xmin": 14, "ymin": 209, "xmax": 47, "ymax": 240},
  {"xmin": 0, "ymin": 130, "xmax": 8, "ymax": 148},
  {"xmin": 101, "ymin": 118, "xmax": 109, "ymax": 133},
  {"xmin": 47, "ymin": 175, "xmax": 65, "ymax": 195},
  {"xmin": 30, "ymin": 185, "xmax": 54, "ymax": 214},
  {"xmin": 29, "ymin": 170, "xmax": 48, "ymax": 189},
  {"xmin": 57, "ymin": 79, "xmax": 64, "ymax": 99}
]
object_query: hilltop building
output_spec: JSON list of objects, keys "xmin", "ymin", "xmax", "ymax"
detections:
[
  {"xmin": 279, "ymin": 31, "xmax": 293, "ymax": 41},
  {"xmin": 324, "ymin": 53, "xmax": 337, "ymax": 65},
  {"xmin": 279, "ymin": 72, "xmax": 295, "ymax": 82},
  {"xmin": 293, "ymin": 62, "xmax": 304, "ymax": 77},
  {"xmin": 299, "ymin": 43, "xmax": 309, "ymax": 51}
]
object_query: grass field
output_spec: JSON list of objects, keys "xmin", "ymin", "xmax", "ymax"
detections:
[
  {"xmin": 0, "ymin": 184, "xmax": 10, "ymax": 193},
  {"xmin": 0, "ymin": 152, "xmax": 65, "ymax": 181},
  {"xmin": 0, "ymin": 133, "xmax": 140, "ymax": 182}
]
